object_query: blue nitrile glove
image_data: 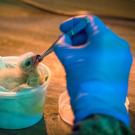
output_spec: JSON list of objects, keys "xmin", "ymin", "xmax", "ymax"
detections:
[{"xmin": 54, "ymin": 15, "xmax": 133, "ymax": 126}]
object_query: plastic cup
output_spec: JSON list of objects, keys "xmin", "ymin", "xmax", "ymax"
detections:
[{"xmin": 0, "ymin": 57, "xmax": 51, "ymax": 129}]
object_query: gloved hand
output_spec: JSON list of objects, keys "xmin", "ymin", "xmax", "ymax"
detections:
[{"xmin": 54, "ymin": 15, "xmax": 133, "ymax": 126}]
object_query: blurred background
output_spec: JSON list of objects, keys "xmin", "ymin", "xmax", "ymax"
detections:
[{"xmin": 0, "ymin": 0, "xmax": 135, "ymax": 135}]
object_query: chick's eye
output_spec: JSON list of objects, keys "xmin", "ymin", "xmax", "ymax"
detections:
[{"xmin": 25, "ymin": 60, "xmax": 32, "ymax": 67}]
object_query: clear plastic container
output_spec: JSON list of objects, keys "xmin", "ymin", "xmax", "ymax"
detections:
[
  {"xmin": 58, "ymin": 91, "xmax": 74, "ymax": 126},
  {"xmin": 0, "ymin": 57, "xmax": 51, "ymax": 129}
]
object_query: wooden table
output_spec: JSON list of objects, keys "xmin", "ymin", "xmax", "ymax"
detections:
[{"xmin": 0, "ymin": 1, "xmax": 135, "ymax": 135}]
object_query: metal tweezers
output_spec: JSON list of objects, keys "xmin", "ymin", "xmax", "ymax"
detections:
[
  {"xmin": 33, "ymin": 35, "xmax": 63, "ymax": 64},
  {"xmin": 33, "ymin": 17, "xmax": 90, "ymax": 65}
]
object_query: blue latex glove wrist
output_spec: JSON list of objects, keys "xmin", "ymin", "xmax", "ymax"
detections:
[{"xmin": 54, "ymin": 15, "xmax": 133, "ymax": 126}]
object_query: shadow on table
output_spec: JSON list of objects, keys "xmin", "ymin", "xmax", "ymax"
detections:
[{"xmin": 0, "ymin": 117, "xmax": 47, "ymax": 135}]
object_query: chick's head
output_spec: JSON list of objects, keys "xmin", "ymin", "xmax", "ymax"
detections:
[{"xmin": 19, "ymin": 52, "xmax": 38, "ymax": 74}]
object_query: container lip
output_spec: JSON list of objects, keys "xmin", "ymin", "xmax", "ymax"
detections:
[
  {"xmin": 0, "ymin": 56, "xmax": 51, "ymax": 98},
  {"xmin": 0, "ymin": 83, "xmax": 48, "ymax": 98}
]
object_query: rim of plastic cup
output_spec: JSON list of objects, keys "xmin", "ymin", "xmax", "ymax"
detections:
[{"xmin": 0, "ymin": 56, "xmax": 51, "ymax": 98}]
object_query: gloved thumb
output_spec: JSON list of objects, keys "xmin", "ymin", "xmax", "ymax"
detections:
[
  {"xmin": 58, "ymin": 34, "xmax": 72, "ymax": 46},
  {"xmin": 54, "ymin": 34, "xmax": 72, "ymax": 62}
]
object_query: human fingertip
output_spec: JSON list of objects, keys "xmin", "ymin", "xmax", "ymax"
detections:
[
  {"xmin": 59, "ymin": 18, "xmax": 74, "ymax": 33},
  {"xmin": 59, "ymin": 17, "xmax": 83, "ymax": 33},
  {"xmin": 59, "ymin": 22, "xmax": 68, "ymax": 33}
]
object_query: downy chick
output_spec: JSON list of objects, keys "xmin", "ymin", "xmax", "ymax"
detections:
[{"xmin": 0, "ymin": 52, "xmax": 45, "ymax": 92}]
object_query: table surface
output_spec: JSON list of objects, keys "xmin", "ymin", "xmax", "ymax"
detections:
[{"xmin": 0, "ymin": 0, "xmax": 135, "ymax": 135}]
